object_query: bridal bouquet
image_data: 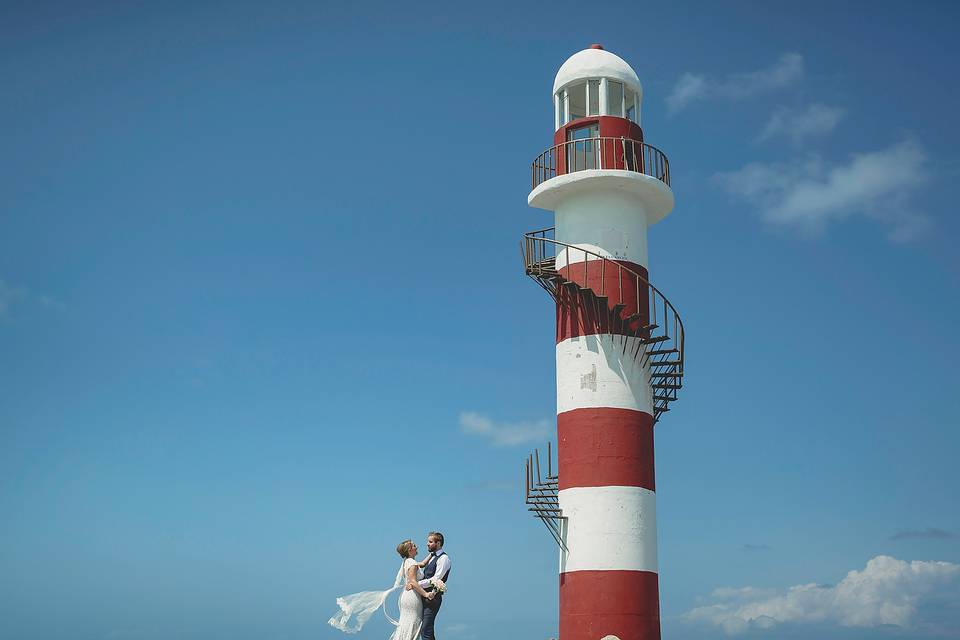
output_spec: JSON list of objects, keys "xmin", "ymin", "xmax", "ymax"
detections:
[{"xmin": 429, "ymin": 578, "xmax": 447, "ymax": 595}]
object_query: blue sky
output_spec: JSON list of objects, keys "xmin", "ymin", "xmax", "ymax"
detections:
[{"xmin": 1, "ymin": 2, "xmax": 959, "ymax": 639}]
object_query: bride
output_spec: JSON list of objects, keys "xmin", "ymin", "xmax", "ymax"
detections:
[
  {"xmin": 392, "ymin": 539, "xmax": 435, "ymax": 640},
  {"xmin": 327, "ymin": 539, "xmax": 435, "ymax": 638}
]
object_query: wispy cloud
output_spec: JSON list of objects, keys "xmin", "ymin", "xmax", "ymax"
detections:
[
  {"xmin": 0, "ymin": 279, "xmax": 25, "ymax": 318},
  {"xmin": 891, "ymin": 528, "xmax": 956, "ymax": 541},
  {"xmin": 760, "ymin": 104, "xmax": 845, "ymax": 145},
  {"xmin": 459, "ymin": 412, "xmax": 550, "ymax": 447},
  {"xmin": 38, "ymin": 294, "xmax": 66, "ymax": 311},
  {"xmin": 0, "ymin": 278, "xmax": 64, "ymax": 319},
  {"xmin": 666, "ymin": 73, "xmax": 709, "ymax": 114},
  {"xmin": 714, "ymin": 139, "xmax": 930, "ymax": 241},
  {"xmin": 667, "ymin": 53, "xmax": 804, "ymax": 113},
  {"xmin": 682, "ymin": 555, "xmax": 960, "ymax": 636}
]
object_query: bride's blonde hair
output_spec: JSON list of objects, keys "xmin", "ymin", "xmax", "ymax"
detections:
[{"xmin": 396, "ymin": 539, "xmax": 414, "ymax": 558}]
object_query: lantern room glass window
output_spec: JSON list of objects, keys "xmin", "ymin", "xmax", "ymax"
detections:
[
  {"xmin": 557, "ymin": 79, "xmax": 640, "ymax": 126},
  {"xmin": 567, "ymin": 82, "xmax": 587, "ymax": 121},
  {"xmin": 607, "ymin": 80, "xmax": 624, "ymax": 117},
  {"xmin": 625, "ymin": 87, "xmax": 637, "ymax": 123},
  {"xmin": 588, "ymin": 79, "xmax": 600, "ymax": 116}
]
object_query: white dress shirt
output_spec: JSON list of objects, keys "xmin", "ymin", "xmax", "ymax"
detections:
[{"xmin": 418, "ymin": 550, "xmax": 451, "ymax": 589}]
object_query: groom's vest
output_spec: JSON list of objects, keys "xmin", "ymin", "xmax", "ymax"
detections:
[{"xmin": 423, "ymin": 551, "xmax": 451, "ymax": 587}]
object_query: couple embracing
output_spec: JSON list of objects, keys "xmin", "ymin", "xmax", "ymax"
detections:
[
  {"xmin": 394, "ymin": 532, "xmax": 451, "ymax": 640},
  {"xmin": 328, "ymin": 531, "xmax": 451, "ymax": 640}
]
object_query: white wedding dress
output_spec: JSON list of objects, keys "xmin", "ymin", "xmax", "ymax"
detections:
[
  {"xmin": 327, "ymin": 557, "xmax": 423, "ymax": 639},
  {"xmin": 391, "ymin": 558, "xmax": 423, "ymax": 640}
]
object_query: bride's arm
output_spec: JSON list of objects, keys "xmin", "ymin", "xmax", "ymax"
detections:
[{"xmin": 406, "ymin": 563, "xmax": 432, "ymax": 598}]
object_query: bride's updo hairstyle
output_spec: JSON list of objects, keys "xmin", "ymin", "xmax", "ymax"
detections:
[{"xmin": 396, "ymin": 539, "xmax": 414, "ymax": 558}]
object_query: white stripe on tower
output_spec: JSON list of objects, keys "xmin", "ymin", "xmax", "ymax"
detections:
[
  {"xmin": 556, "ymin": 334, "xmax": 652, "ymax": 414},
  {"xmin": 559, "ymin": 486, "xmax": 658, "ymax": 573}
]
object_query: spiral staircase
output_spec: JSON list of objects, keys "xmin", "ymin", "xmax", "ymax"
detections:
[{"xmin": 521, "ymin": 227, "xmax": 685, "ymax": 419}]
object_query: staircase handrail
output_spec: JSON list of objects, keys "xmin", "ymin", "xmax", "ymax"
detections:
[{"xmin": 522, "ymin": 228, "xmax": 685, "ymax": 409}]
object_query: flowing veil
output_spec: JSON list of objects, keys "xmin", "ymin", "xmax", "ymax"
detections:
[{"xmin": 328, "ymin": 561, "xmax": 406, "ymax": 633}]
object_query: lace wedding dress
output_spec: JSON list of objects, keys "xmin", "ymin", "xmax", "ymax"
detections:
[
  {"xmin": 327, "ymin": 557, "xmax": 423, "ymax": 639},
  {"xmin": 390, "ymin": 558, "xmax": 423, "ymax": 640}
]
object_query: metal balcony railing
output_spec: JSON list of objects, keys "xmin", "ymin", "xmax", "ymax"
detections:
[{"xmin": 531, "ymin": 137, "xmax": 670, "ymax": 190}]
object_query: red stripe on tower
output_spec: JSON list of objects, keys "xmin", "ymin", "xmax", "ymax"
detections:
[
  {"xmin": 558, "ymin": 407, "xmax": 655, "ymax": 491},
  {"xmin": 560, "ymin": 571, "xmax": 661, "ymax": 640},
  {"xmin": 556, "ymin": 260, "xmax": 651, "ymax": 342}
]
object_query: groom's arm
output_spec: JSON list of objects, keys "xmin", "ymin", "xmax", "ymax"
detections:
[{"xmin": 418, "ymin": 554, "xmax": 451, "ymax": 588}]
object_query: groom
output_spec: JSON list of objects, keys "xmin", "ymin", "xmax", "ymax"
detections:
[{"xmin": 417, "ymin": 531, "xmax": 451, "ymax": 640}]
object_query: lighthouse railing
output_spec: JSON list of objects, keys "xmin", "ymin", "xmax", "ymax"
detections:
[
  {"xmin": 531, "ymin": 137, "xmax": 670, "ymax": 190},
  {"xmin": 521, "ymin": 227, "xmax": 685, "ymax": 419}
]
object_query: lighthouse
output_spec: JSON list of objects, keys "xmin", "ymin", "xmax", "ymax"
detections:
[{"xmin": 522, "ymin": 45, "xmax": 685, "ymax": 640}]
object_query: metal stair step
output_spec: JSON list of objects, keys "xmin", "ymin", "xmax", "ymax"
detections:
[
  {"xmin": 639, "ymin": 335, "xmax": 670, "ymax": 345},
  {"xmin": 652, "ymin": 384, "xmax": 682, "ymax": 390},
  {"xmin": 646, "ymin": 348, "xmax": 678, "ymax": 356},
  {"xmin": 626, "ymin": 322, "xmax": 659, "ymax": 334},
  {"xmin": 651, "ymin": 360, "xmax": 682, "ymax": 367},
  {"xmin": 650, "ymin": 371, "xmax": 683, "ymax": 377}
]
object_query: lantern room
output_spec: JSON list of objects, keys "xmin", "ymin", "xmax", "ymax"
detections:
[{"xmin": 552, "ymin": 44, "xmax": 644, "ymax": 147}]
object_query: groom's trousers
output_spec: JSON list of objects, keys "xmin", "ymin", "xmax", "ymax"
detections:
[{"xmin": 421, "ymin": 594, "xmax": 442, "ymax": 640}]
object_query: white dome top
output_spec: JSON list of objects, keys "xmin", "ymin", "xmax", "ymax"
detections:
[{"xmin": 553, "ymin": 46, "xmax": 642, "ymax": 101}]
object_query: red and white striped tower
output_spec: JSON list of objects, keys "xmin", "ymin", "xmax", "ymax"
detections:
[{"xmin": 522, "ymin": 45, "xmax": 684, "ymax": 640}]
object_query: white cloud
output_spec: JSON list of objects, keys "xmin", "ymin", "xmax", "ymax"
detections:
[
  {"xmin": 666, "ymin": 73, "xmax": 708, "ymax": 113},
  {"xmin": 0, "ymin": 279, "xmax": 26, "ymax": 318},
  {"xmin": 721, "ymin": 53, "xmax": 804, "ymax": 99},
  {"xmin": 667, "ymin": 53, "xmax": 804, "ymax": 113},
  {"xmin": 38, "ymin": 294, "xmax": 66, "ymax": 311},
  {"xmin": 683, "ymin": 555, "xmax": 960, "ymax": 635},
  {"xmin": 459, "ymin": 412, "xmax": 550, "ymax": 447},
  {"xmin": 714, "ymin": 139, "xmax": 930, "ymax": 241},
  {"xmin": 0, "ymin": 278, "xmax": 64, "ymax": 319},
  {"xmin": 760, "ymin": 104, "xmax": 845, "ymax": 144}
]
